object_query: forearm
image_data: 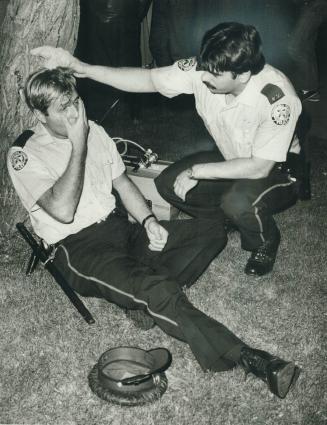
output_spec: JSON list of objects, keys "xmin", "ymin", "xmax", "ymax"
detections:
[
  {"xmin": 113, "ymin": 174, "xmax": 154, "ymax": 224},
  {"xmin": 38, "ymin": 146, "xmax": 87, "ymax": 223},
  {"xmin": 80, "ymin": 63, "xmax": 157, "ymax": 93},
  {"xmin": 191, "ymin": 158, "xmax": 275, "ymax": 180},
  {"xmin": 31, "ymin": 47, "xmax": 157, "ymax": 93}
]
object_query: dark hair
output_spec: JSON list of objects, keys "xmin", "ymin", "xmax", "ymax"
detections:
[
  {"xmin": 197, "ymin": 22, "xmax": 265, "ymax": 77},
  {"xmin": 24, "ymin": 67, "xmax": 76, "ymax": 115}
]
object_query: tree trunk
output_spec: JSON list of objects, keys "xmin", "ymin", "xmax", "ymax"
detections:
[{"xmin": 0, "ymin": 0, "xmax": 80, "ymax": 235}]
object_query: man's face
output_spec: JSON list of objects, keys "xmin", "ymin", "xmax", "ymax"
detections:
[
  {"xmin": 41, "ymin": 89, "xmax": 80, "ymax": 139},
  {"xmin": 201, "ymin": 70, "xmax": 242, "ymax": 95}
]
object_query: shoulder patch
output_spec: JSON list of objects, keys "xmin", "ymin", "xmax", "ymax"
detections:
[
  {"xmin": 271, "ymin": 103, "xmax": 291, "ymax": 125},
  {"xmin": 10, "ymin": 150, "xmax": 28, "ymax": 171},
  {"xmin": 261, "ymin": 84, "xmax": 285, "ymax": 104},
  {"xmin": 177, "ymin": 57, "xmax": 196, "ymax": 71},
  {"xmin": 12, "ymin": 130, "xmax": 34, "ymax": 148}
]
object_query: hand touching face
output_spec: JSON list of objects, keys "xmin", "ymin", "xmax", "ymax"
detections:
[{"xmin": 40, "ymin": 91, "xmax": 89, "ymax": 142}]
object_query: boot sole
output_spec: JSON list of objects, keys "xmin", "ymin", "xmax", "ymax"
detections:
[{"xmin": 274, "ymin": 362, "xmax": 298, "ymax": 398}]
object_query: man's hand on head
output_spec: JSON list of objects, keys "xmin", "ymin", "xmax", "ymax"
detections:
[
  {"xmin": 174, "ymin": 168, "xmax": 198, "ymax": 201},
  {"xmin": 30, "ymin": 46, "xmax": 86, "ymax": 77}
]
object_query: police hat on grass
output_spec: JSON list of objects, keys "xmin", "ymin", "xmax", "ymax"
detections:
[{"xmin": 88, "ymin": 346, "xmax": 172, "ymax": 406}]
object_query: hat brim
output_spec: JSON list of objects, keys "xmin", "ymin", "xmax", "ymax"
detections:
[
  {"xmin": 88, "ymin": 346, "xmax": 171, "ymax": 406},
  {"xmin": 88, "ymin": 365, "xmax": 168, "ymax": 406}
]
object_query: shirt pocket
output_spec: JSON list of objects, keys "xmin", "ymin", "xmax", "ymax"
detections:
[{"xmin": 223, "ymin": 110, "xmax": 258, "ymax": 157}]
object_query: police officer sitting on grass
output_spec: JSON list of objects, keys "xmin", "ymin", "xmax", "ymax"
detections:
[
  {"xmin": 8, "ymin": 67, "xmax": 300, "ymax": 399},
  {"xmin": 31, "ymin": 21, "xmax": 302, "ymax": 277}
]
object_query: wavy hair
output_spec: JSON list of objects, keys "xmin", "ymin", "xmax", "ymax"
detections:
[
  {"xmin": 197, "ymin": 22, "xmax": 265, "ymax": 78},
  {"xmin": 24, "ymin": 67, "xmax": 76, "ymax": 115}
]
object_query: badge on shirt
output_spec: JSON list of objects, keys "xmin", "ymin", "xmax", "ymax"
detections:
[
  {"xmin": 177, "ymin": 57, "xmax": 196, "ymax": 71},
  {"xmin": 10, "ymin": 150, "xmax": 28, "ymax": 170},
  {"xmin": 271, "ymin": 104, "xmax": 291, "ymax": 125}
]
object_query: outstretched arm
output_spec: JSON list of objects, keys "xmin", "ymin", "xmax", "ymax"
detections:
[{"xmin": 31, "ymin": 46, "xmax": 157, "ymax": 93}]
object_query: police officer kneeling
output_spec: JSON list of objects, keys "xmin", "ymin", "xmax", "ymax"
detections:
[{"xmin": 154, "ymin": 22, "xmax": 302, "ymax": 277}]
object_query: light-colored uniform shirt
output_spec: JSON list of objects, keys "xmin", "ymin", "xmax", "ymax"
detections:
[
  {"xmin": 7, "ymin": 121, "xmax": 125, "ymax": 244},
  {"xmin": 151, "ymin": 60, "xmax": 302, "ymax": 162}
]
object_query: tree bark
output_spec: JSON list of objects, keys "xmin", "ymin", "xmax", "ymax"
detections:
[{"xmin": 0, "ymin": 0, "xmax": 80, "ymax": 235}]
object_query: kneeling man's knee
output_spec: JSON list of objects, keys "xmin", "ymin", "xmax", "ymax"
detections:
[
  {"xmin": 221, "ymin": 190, "xmax": 252, "ymax": 221},
  {"xmin": 155, "ymin": 167, "xmax": 176, "ymax": 199}
]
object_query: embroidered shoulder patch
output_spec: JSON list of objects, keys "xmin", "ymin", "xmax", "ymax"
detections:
[
  {"xmin": 271, "ymin": 103, "xmax": 291, "ymax": 125},
  {"xmin": 261, "ymin": 84, "xmax": 285, "ymax": 104},
  {"xmin": 10, "ymin": 150, "xmax": 28, "ymax": 171},
  {"xmin": 177, "ymin": 57, "xmax": 196, "ymax": 71}
]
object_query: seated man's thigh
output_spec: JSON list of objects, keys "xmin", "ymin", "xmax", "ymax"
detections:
[{"xmin": 130, "ymin": 217, "xmax": 227, "ymax": 287}]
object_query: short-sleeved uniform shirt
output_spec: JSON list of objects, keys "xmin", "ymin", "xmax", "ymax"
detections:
[
  {"xmin": 7, "ymin": 120, "xmax": 125, "ymax": 244},
  {"xmin": 151, "ymin": 60, "xmax": 302, "ymax": 162}
]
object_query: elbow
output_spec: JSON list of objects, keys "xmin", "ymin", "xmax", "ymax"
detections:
[
  {"xmin": 38, "ymin": 194, "xmax": 77, "ymax": 223},
  {"xmin": 53, "ymin": 208, "xmax": 76, "ymax": 224},
  {"xmin": 255, "ymin": 169, "xmax": 270, "ymax": 179},
  {"xmin": 252, "ymin": 163, "xmax": 275, "ymax": 179},
  {"xmin": 58, "ymin": 215, "xmax": 74, "ymax": 224}
]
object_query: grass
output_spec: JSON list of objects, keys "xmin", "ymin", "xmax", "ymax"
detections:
[{"xmin": 0, "ymin": 96, "xmax": 326, "ymax": 425}]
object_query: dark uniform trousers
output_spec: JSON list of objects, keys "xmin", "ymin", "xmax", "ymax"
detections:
[
  {"xmin": 53, "ymin": 213, "xmax": 244, "ymax": 372},
  {"xmin": 155, "ymin": 151, "xmax": 299, "ymax": 251}
]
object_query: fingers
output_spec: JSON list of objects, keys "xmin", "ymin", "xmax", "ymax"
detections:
[
  {"xmin": 173, "ymin": 170, "xmax": 198, "ymax": 201},
  {"xmin": 148, "ymin": 241, "xmax": 165, "ymax": 251},
  {"xmin": 62, "ymin": 113, "xmax": 72, "ymax": 132},
  {"xmin": 79, "ymin": 98, "xmax": 88, "ymax": 123},
  {"xmin": 174, "ymin": 183, "xmax": 186, "ymax": 201},
  {"xmin": 148, "ymin": 235, "xmax": 167, "ymax": 251},
  {"xmin": 31, "ymin": 46, "xmax": 86, "ymax": 77},
  {"xmin": 173, "ymin": 178, "xmax": 187, "ymax": 201},
  {"xmin": 173, "ymin": 172, "xmax": 186, "ymax": 200},
  {"xmin": 30, "ymin": 45, "xmax": 53, "ymax": 58},
  {"xmin": 30, "ymin": 46, "xmax": 75, "ymax": 69},
  {"xmin": 69, "ymin": 99, "xmax": 85, "ymax": 125},
  {"xmin": 30, "ymin": 46, "xmax": 61, "ymax": 69},
  {"xmin": 147, "ymin": 223, "xmax": 168, "ymax": 251},
  {"xmin": 77, "ymin": 99, "xmax": 90, "ymax": 135}
]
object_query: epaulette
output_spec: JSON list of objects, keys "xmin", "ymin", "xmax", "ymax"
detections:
[
  {"xmin": 12, "ymin": 130, "xmax": 34, "ymax": 148},
  {"xmin": 261, "ymin": 84, "xmax": 285, "ymax": 104}
]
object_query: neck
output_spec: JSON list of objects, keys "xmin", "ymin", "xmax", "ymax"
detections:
[{"xmin": 232, "ymin": 79, "xmax": 250, "ymax": 97}]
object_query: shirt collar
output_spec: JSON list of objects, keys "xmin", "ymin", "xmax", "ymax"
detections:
[
  {"xmin": 226, "ymin": 67, "xmax": 266, "ymax": 108},
  {"xmin": 235, "ymin": 76, "xmax": 259, "ymax": 106}
]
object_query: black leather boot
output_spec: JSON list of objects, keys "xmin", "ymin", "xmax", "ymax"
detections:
[
  {"xmin": 245, "ymin": 229, "xmax": 281, "ymax": 276},
  {"xmin": 239, "ymin": 347, "xmax": 300, "ymax": 398}
]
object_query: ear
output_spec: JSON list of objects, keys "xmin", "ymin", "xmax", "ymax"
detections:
[
  {"xmin": 33, "ymin": 109, "xmax": 47, "ymax": 124},
  {"xmin": 237, "ymin": 71, "xmax": 251, "ymax": 84}
]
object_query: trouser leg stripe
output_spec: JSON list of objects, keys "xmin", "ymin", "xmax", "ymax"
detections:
[
  {"xmin": 251, "ymin": 181, "xmax": 294, "ymax": 243},
  {"xmin": 254, "ymin": 206, "xmax": 265, "ymax": 243},
  {"xmin": 57, "ymin": 245, "xmax": 179, "ymax": 327},
  {"xmin": 252, "ymin": 181, "xmax": 294, "ymax": 207}
]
